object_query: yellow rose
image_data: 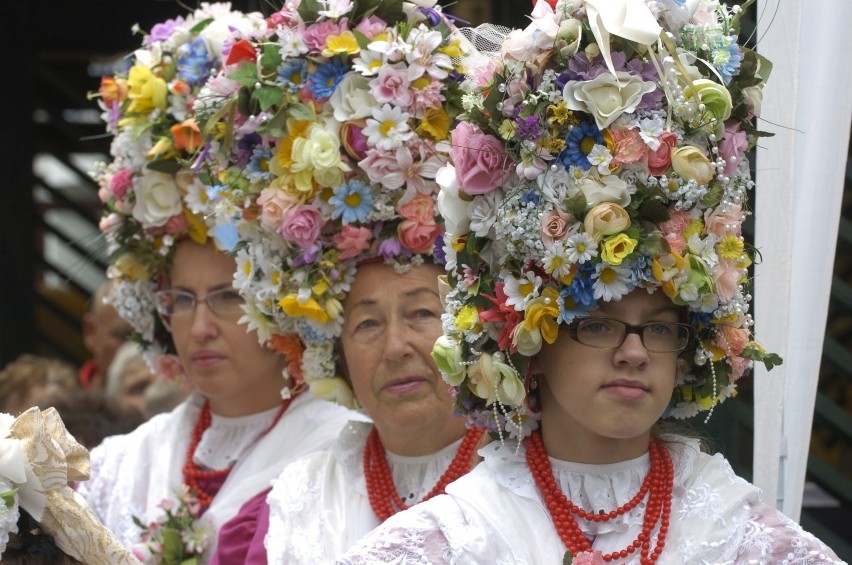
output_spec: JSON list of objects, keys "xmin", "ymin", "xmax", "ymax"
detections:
[
  {"xmin": 684, "ymin": 79, "xmax": 732, "ymax": 129},
  {"xmin": 308, "ymin": 376, "xmax": 355, "ymax": 407},
  {"xmin": 431, "ymin": 335, "xmax": 466, "ymax": 386},
  {"xmin": 522, "ymin": 287, "xmax": 560, "ymax": 344},
  {"xmin": 126, "ymin": 65, "xmax": 167, "ymax": 115},
  {"xmin": 114, "ymin": 254, "xmax": 150, "ymax": 282},
  {"xmin": 467, "ymin": 353, "xmax": 499, "ymax": 404},
  {"xmin": 601, "ymin": 233, "xmax": 638, "ymax": 265},
  {"xmin": 278, "ymin": 294, "xmax": 330, "ymax": 323},
  {"xmin": 584, "ymin": 202, "xmax": 631, "ymax": 242},
  {"xmin": 671, "ymin": 146, "xmax": 714, "ymax": 184}
]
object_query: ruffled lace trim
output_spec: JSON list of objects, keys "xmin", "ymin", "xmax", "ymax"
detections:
[
  {"xmin": 335, "ymin": 420, "xmax": 466, "ymax": 503},
  {"xmin": 481, "ymin": 435, "xmax": 703, "ymax": 536},
  {"xmin": 194, "ymin": 405, "xmax": 280, "ymax": 470}
]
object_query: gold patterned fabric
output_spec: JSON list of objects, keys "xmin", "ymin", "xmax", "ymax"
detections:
[{"xmin": 10, "ymin": 407, "xmax": 140, "ymax": 565}]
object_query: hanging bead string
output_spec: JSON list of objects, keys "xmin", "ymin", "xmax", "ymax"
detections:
[
  {"xmin": 183, "ymin": 393, "xmax": 301, "ymax": 511},
  {"xmin": 364, "ymin": 426, "xmax": 486, "ymax": 521},
  {"xmin": 525, "ymin": 431, "xmax": 673, "ymax": 564}
]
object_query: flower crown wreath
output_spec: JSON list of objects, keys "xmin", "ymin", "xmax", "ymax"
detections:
[
  {"xmin": 91, "ymin": 3, "xmax": 267, "ymax": 372},
  {"xmin": 192, "ymin": 0, "xmax": 473, "ymax": 405},
  {"xmin": 431, "ymin": 0, "xmax": 782, "ymax": 437}
]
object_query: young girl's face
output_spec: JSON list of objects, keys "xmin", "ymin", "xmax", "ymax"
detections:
[{"xmin": 535, "ymin": 290, "xmax": 681, "ymax": 461}]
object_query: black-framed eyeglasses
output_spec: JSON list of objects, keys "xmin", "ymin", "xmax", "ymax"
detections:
[
  {"xmin": 153, "ymin": 288, "xmax": 244, "ymax": 324},
  {"xmin": 565, "ymin": 317, "xmax": 695, "ymax": 353}
]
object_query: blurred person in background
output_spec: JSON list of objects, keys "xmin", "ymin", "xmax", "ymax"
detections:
[
  {"xmin": 80, "ymin": 280, "xmax": 133, "ymax": 389},
  {"xmin": 105, "ymin": 341, "xmax": 157, "ymax": 418},
  {"xmin": 0, "ymin": 354, "xmax": 78, "ymax": 415}
]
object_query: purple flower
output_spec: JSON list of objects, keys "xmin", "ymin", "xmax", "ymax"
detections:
[
  {"xmin": 377, "ymin": 237, "xmax": 402, "ymax": 260},
  {"xmin": 145, "ymin": 17, "xmax": 185, "ymax": 45},
  {"xmin": 514, "ymin": 116, "xmax": 542, "ymax": 141}
]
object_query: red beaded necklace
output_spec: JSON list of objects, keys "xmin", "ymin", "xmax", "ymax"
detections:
[
  {"xmin": 183, "ymin": 394, "xmax": 300, "ymax": 511},
  {"xmin": 364, "ymin": 426, "xmax": 486, "ymax": 521},
  {"xmin": 526, "ymin": 430, "xmax": 673, "ymax": 564}
]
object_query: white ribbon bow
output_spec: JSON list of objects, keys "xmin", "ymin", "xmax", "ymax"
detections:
[{"xmin": 585, "ymin": 0, "xmax": 662, "ymax": 80}]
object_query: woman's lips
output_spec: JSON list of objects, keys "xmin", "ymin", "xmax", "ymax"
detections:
[
  {"xmin": 191, "ymin": 351, "xmax": 225, "ymax": 369},
  {"xmin": 602, "ymin": 379, "xmax": 650, "ymax": 400},
  {"xmin": 382, "ymin": 376, "xmax": 426, "ymax": 395}
]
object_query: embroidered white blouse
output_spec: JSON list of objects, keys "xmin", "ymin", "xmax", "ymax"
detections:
[
  {"xmin": 77, "ymin": 392, "xmax": 353, "ymax": 563},
  {"xmin": 337, "ymin": 436, "xmax": 844, "ymax": 564},
  {"xmin": 265, "ymin": 420, "xmax": 466, "ymax": 564}
]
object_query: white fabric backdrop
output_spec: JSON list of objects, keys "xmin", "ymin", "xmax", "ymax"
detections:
[{"xmin": 754, "ymin": 0, "xmax": 852, "ymax": 520}]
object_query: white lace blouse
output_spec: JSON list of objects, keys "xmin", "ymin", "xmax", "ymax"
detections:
[
  {"xmin": 337, "ymin": 436, "xmax": 844, "ymax": 564},
  {"xmin": 265, "ymin": 420, "xmax": 467, "ymax": 564},
  {"xmin": 77, "ymin": 392, "xmax": 354, "ymax": 563}
]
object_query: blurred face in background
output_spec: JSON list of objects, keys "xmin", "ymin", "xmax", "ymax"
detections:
[{"xmin": 83, "ymin": 284, "xmax": 133, "ymax": 387}]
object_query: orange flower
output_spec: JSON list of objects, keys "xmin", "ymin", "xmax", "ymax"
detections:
[
  {"xmin": 99, "ymin": 76, "xmax": 128, "ymax": 103},
  {"xmin": 170, "ymin": 119, "xmax": 201, "ymax": 152},
  {"xmin": 267, "ymin": 333, "xmax": 305, "ymax": 385}
]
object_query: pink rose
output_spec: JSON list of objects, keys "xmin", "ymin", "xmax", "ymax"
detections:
[
  {"xmin": 257, "ymin": 188, "xmax": 299, "ymax": 232},
  {"xmin": 302, "ymin": 19, "xmax": 346, "ymax": 54},
  {"xmin": 541, "ymin": 207, "xmax": 575, "ymax": 248},
  {"xmin": 359, "ymin": 148, "xmax": 401, "ymax": 188},
  {"xmin": 341, "ymin": 122, "xmax": 369, "ymax": 161},
  {"xmin": 728, "ymin": 355, "xmax": 750, "ymax": 381},
  {"xmin": 647, "ymin": 131, "xmax": 677, "ymax": 176},
  {"xmin": 451, "ymin": 122, "xmax": 512, "ymax": 195},
  {"xmin": 163, "ymin": 213, "xmax": 188, "ymax": 235},
  {"xmin": 717, "ymin": 324, "xmax": 749, "ymax": 356},
  {"xmin": 110, "ymin": 169, "xmax": 134, "ymax": 199},
  {"xmin": 611, "ymin": 127, "xmax": 648, "ymax": 165},
  {"xmin": 354, "ymin": 15, "xmax": 388, "ymax": 39},
  {"xmin": 370, "ymin": 64, "xmax": 411, "ymax": 106},
  {"xmin": 665, "ymin": 232, "xmax": 687, "ymax": 255},
  {"xmin": 334, "ymin": 225, "xmax": 372, "ymax": 259},
  {"xmin": 704, "ymin": 204, "xmax": 743, "ymax": 238},
  {"xmin": 572, "ymin": 551, "xmax": 605, "ymax": 565},
  {"xmin": 398, "ymin": 219, "xmax": 442, "ymax": 254},
  {"xmin": 718, "ymin": 121, "xmax": 748, "ymax": 176},
  {"xmin": 153, "ymin": 354, "xmax": 185, "ymax": 381},
  {"xmin": 398, "ymin": 192, "xmax": 436, "ymax": 223},
  {"xmin": 713, "ymin": 258, "xmax": 741, "ymax": 302},
  {"xmin": 278, "ymin": 205, "xmax": 323, "ymax": 249}
]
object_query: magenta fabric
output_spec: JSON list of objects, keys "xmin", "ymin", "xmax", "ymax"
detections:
[{"xmin": 209, "ymin": 487, "xmax": 271, "ymax": 565}]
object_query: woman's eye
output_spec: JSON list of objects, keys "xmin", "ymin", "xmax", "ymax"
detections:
[
  {"xmin": 220, "ymin": 290, "xmax": 243, "ymax": 303},
  {"xmin": 583, "ymin": 321, "xmax": 611, "ymax": 334},
  {"xmin": 647, "ymin": 323, "xmax": 673, "ymax": 336},
  {"xmin": 413, "ymin": 308, "xmax": 438, "ymax": 319},
  {"xmin": 355, "ymin": 319, "xmax": 378, "ymax": 331}
]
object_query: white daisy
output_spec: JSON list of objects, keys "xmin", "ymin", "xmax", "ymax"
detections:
[
  {"xmin": 502, "ymin": 270, "xmax": 542, "ymax": 311},
  {"xmin": 353, "ymin": 49, "xmax": 386, "ymax": 77},
  {"xmin": 592, "ymin": 263, "xmax": 632, "ymax": 302},
  {"xmin": 232, "ymin": 247, "xmax": 255, "ymax": 292},
  {"xmin": 566, "ymin": 233, "xmax": 598, "ymax": 264},
  {"xmin": 542, "ymin": 243, "xmax": 574, "ymax": 279},
  {"xmin": 362, "ymin": 104, "xmax": 414, "ymax": 151}
]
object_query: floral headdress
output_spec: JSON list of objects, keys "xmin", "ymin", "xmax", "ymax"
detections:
[
  {"xmin": 193, "ymin": 0, "xmax": 474, "ymax": 405},
  {"xmin": 431, "ymin": 0, "xmax": 781, "ymax": 436},
  {"xmin": 91, "ymin": 3, "xmax": 266, "ymax": 366}
]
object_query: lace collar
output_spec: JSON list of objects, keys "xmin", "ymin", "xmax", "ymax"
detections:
[
  {"xmin": 336, "ymin": 420, "xmax": 466, "ymax": 505},
  {"xmin": 193, "ymin": 403, "xmax": 281, "ymax": 470},
  {"xmin": 480, "ymin": 435, "xmax": 702, "ymax": 537}
]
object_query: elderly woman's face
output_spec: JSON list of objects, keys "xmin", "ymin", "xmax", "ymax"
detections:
[{"xmin": 340, "ymin": 263, "xmax": 461, "ymax": 452}]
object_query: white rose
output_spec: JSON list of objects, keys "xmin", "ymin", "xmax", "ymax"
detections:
[
  {"xmin": 742, "ymin": 85, "xmax": 763, "ymax": 117},
  {"xmin": 576, "ymin": 174, "xmax": 631, "ymax": 208},
  {"xmin": 329, "ymin": 74, "xmax": 376, "ymax": 121},
  {"xmin": 436, "ymin": 165, "xmax": 471, "ymax": 237},
  {"xmin": 556, "ymin": 18, "xmax": 583, "ymax": 58},
  {"xmin": 131, "ymin": 171, "xmax": 182, "ymax": 227},
  {"xmin": 199, "ymin": 14, "xmax": 265, "ymax": 57},
  {"xmin": 563, "ymin": 71, "xmax": 657, "ymax": 129}
]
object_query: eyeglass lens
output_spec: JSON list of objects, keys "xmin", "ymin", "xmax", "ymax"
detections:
[{"xmin": 575, "ymin": 318, "xmax": 691, "ymax": 352}]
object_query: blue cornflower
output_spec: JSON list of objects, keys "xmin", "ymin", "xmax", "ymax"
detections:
[
  {"xmin": 628, "ymin": 255, "xmax": 655, "ymax": 286},
  {"xmin": 689, "ymin": 310, "xmax": 713, "ymax": 329},
  {"xmin": 307, "ymin": 58, "xmax": 348, "ymax": 100},
  {"xmin": 714, "ymin": 40, "xmax": 742, "ymax": 85},
  {"xmin": 177, "ymin": 38, "xmax": 215, "ymax": 86},
  {"xmin": 246, "ymin": 146, "xmax": 273, "ymax": 181},
  {"xmin": 277, "ymin": 59, "xmax": 309, "ymax": 92},
  {"xmin": 559, "ymin": 121, "xmax": 604, "ymax": 170},
  {"xmin": 329, "ymin": 180, "xmax": 374, "ymax": 224},
  {"xmin": 520, "ymin": 190, "xmax": 540, "ymax": 206},
  {"xmin": 557, "ymin": 287, "xmax": 593, "ymax": 325}
]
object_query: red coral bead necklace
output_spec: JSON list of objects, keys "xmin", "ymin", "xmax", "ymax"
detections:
[
  {"xmin": 364, "ymin": 426, "xmax": 486, "ymax": 521},
  {"xmin": 526, "ymin": 430, "xmax": 673, "ymax": 564},
  {"xmin": 183, "ymin": 392, "xmax": 301, "ymax": 511}
]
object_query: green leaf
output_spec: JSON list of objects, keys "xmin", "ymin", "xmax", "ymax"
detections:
[
  {"xmin": 189, "ymin": 18, "xmax": 214, "ymax": 34},
  {"xmin": 161, "ymin": 527, "xmax": 186, "ymax": 565},
  {"xmin": 297, "ymin": 0, "xmax": 323, "ymax": 23},
  {"xmin": 1, "ymin": 488, "xmax": 19, "ymax": 509},
  {"xmin": 563, "ymin": 550, "xmax": 574, "ymax": 565},
  {"xmin": 228, "ymin": 62, "xmax": 259, "ymax": 88},
  {"xmin": 742, "ymin": 346, "xmax": 784, "ymax": 371},
  {"xmin": 637, "ymin": 197, "xmax": 670, "ymax": 224},
  {"xmin": 146, "ymin": 159, "xmax": 182, "ymax": 175},
  {"xmin": 260, "ymin": 44, "xmax": 283, "ymax": 74},
  {"xmin": 288, "ymin": 102, "xmax": 316, "ymax": 121},
  {"xmin": 253, "ymin": 86, "xmax": 284, "ymax": 112},
  {"xmin": 563, "ymin": 193, "xmax": 588, "ymax": 217}
]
